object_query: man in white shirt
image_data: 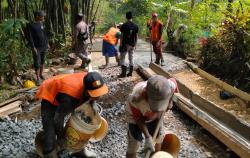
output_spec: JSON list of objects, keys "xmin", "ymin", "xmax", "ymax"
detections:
[{"xmin": 125, "ymin": 75, "xmax": 178, "ymax": 158}]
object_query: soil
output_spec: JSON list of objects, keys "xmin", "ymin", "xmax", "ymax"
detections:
[{"xmin": 173, "ymin": 70, "xmax": 250, "ymax": 124}]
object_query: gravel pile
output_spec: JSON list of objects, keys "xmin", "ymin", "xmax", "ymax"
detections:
[
  {"xmin": 0, "ymin": 118, "xmax": 42, "ymax": 158},
  {"xmin": 0, "ymin": 57, "xmax": 237, "ymax": 158}
]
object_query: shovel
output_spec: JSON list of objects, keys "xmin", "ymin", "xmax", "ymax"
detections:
[
  {"xmin": 145, "ymin": 111, "xmax": 180, "ymax": 158},
  {"xmin": 145, "ymin": 111, "xmax": 165, "ymax": 158}
]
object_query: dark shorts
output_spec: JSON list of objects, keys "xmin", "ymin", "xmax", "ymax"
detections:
[
  {"xmin": 102, "ymin": 40, "xmax": 118, "ymax": 57},
  {"xmin": 33, "ymin": 50, "xmax": 47, "ymax": 70},
  {"xmin": 128, "ymin": 119, "xmax": 160, "ymax": 142}
]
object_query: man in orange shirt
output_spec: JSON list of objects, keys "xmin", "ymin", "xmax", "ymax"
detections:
[
  {"xmin": 99, "ymin": 24, "xmax": 121, "ymax": 69},
  {"xmin": 36, "ymin": 72, "xmax": 108, "ymax": 158},
  {"xmin": 148, "ymin": 12, "xmax": 164, "ymax": 66}
]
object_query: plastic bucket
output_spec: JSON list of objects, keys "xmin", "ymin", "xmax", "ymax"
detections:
[
  {"xmin": 151, "ymin": 151, "xmax": 173, "ymax": 158},
  {"xmin": 63, "ymin": 103, "xmax": 102, "ymax": 152},
  {"xmin": 161, "ymin": 132, "xmax": 181, "ymax": 158},
  {"xmin": 35, "ymin": 131, "xmax": 62, "ymax": 158},
  {"xmin": 89, "ymin": 117, "xmax": 109, "ymax": 142}
]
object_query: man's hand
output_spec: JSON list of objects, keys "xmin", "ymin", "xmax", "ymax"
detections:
[
  {"xmin": 32, "ymin": 48, "xmax": 37, "ymax": 56},
  {"xmin": 90, "ymin": 100, "xmax": 99, "ymax": 115},
  {"xmin": 144, "ymin": 136, "xmax": 155, "ymax": 152}
]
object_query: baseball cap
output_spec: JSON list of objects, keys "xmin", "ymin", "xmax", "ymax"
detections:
[
  {"xmin": 146, "ymin": 75, "xmax": 175, "ymax": 111},
  {"xmin": 34, "ymin": 10, "xmax": 46, "ymax": 17},
  {"xmin": 152, "ymin": 12, "xmax": 158, "ymax": 17},
  {"xmin": 84, "ymin": 72, "xmax": 108, "ymax": 98}
]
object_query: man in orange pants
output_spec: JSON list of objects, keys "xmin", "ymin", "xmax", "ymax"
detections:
[
  {"xmin": 36, "ymin": 71, "xmax": 108, "ymax": 158},
  {"xmin": 147, "ymin": 12, "xmax": 164, "ymax": 66}
]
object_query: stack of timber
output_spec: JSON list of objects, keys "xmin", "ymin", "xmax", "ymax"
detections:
[
  {"xmin": 138, "ymin": 63, "xmax": 250, "ymax": 158},
  {"xmin": 0, "ymin": 96, "xmax": 23, "ymax": 118}
]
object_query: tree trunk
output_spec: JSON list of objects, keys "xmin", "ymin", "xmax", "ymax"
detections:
[
  {"xmin": 58, "ymin": 0, "xmax": 66, "ymax": 43},
  {"xmin": 91, "ymin": 0, "xmax": 101, "ymax": 22},
  {"xmin": 89, "ymin": 0, "xmax": 96, "ymax": 22}
]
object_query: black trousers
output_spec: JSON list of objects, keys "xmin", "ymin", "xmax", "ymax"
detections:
[
  {"xmin": 33, "ymin": 50, "xmax": 47, "ymax": 70},
  {"xmin": 41, "ymin": 93, "xmax": 80, "ymax": 154}
]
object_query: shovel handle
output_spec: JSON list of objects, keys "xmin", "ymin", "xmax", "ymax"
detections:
[{"xmin": 145, "ymin": 111, "xmax": 165, "ymax": 158}]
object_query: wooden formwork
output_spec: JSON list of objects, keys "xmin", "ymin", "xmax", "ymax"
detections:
[{"xmin": 138, "ymin": 63, "xmax": 250, "ymax": 158}]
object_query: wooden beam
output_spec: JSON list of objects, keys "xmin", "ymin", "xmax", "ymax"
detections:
[
  {"xmin": 0, "ymin": 96, "xmax": 23, "ymax": 108},
  {"xmin": 149, "ymin": 63, "xmax": 172, "ymax": 78},
  {"xmin": 175, "ymin": 93, "xmax": 250, "ymax": 158},
  {"xmin": 186, "ymin": 62, "xmax": 250, "ymax": 102},
  {"xmin": 0, "ymin": 100, "xmax": 22, "ymax": 117},
  {"xmin": 0, "ymin": 106, "xmax": 22, "ymax": 118},
  {"xmin": 0, "ymin": 101, "xmax": 22, "ymax": 113}
]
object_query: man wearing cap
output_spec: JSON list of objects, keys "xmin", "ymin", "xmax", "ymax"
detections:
[
  {"xmin": 27, "ymin": 10, "xmax": 48, "ymax": 85},
  {"xmin": 73, "ymin": 13, "xmax": 91, "ymax": 69},
  {"xmin": 147, "ymin": 12, "xmax": 164, "ymax": 66},
  {"xmin": 36, "ymin": 71, "xmax": 108, "ymax": 158},
  {"xmin": 125, "ymin": 75, "xmax": 178, "ymax": 158},
  {"xmin": 99, "ymin": 23, "xmax": 122, "ymax": 69}
]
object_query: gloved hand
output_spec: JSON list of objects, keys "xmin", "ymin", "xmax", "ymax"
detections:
[{"xmin": 144, "ymin": 136, "xmax": 155, "ymax": 152}]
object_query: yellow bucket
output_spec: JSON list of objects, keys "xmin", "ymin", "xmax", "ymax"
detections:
[
  {"xmin": 63, "ymin": 103, "xmax": 102, "ymax": 152},
  {"xmin": 89, "ymin": 117, "xmax": 109, "ymax": 142}
]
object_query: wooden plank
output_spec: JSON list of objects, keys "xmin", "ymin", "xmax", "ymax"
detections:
[
  {"xmin": 0, "ymin": 101, "xmax": 22, "ymax": 114},
  {"xmin": 0, "ymin": 96, "xmax": 23, "ymax": 108},
  {"xmin": 175, "ymin": 93, "xmax": 250, "ymax": 158},
  {"xmin": 191, "ymin": 93, "xmax": 250, "ymax": 140},
  {"xmin": 0, "ymin": 106, "xmax": 22, "ymax": 118},
  {"xmin": 14, "ymin": 87, "xmax": 38, "ymax": 94},
  {"xmin": 149, "ymin": 63, "xmax": 172, "ymax": 78},
  {"xmin": 186, "ymin": 62, "xmax": 250, "ymax": 102},
  {"xmin": 137, "ymin": 65, "xmax": 156, "ymax": 80}
]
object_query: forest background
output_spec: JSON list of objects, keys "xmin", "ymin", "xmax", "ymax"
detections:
[{"xmin": 0, "ymin": 0, "xmax": 249, "ymax": 92}]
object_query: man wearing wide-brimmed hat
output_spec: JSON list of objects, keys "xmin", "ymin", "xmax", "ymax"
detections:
[
  {"xmin": 36, "ymin": 71, "xmax": 108, "ymax": 158},
  {"xmin": 125, "ymin": 75, "xmax": 178, "ymax": 158}
]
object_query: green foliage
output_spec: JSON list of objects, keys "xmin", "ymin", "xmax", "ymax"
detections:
[
  {"xmin": 1, "ymin": 0, "xmax": 8, "ymax": 9},
  {"xmin": 200, "ymin": 1, "xmax": 250, "ymax": 91},
  {"xmin": 0, "ymin": 18, "xmax": 32, "ymax": 81}
]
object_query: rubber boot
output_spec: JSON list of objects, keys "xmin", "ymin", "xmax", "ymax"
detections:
[
  {"xmin": 44, "ymin": 150, "xmax": 58, "ymax": 158},
  {"xmin": 118, "ymin": 65, "xmax": 127, "ymax": 78},
  {"xmin": 127, "ymin": 66, "xmax": 133, "ymax": 77},
  {"xmin": 81, "ymin": 58, "xmax": 91, "ymax": 69},
  {"xmin": 115, "ymin": 55, "xmax": 120, "ymax": 66},
  {"xmin": 161, "ymin": 59, "xmax": 165, "ymax": 66},
  {"xmin": 155, "ymin": 55, "xmax": 160, "ymax": 65},
  {"xmin": 71, "ymin": 148, "xmax": 97, "ymax": 158}
]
